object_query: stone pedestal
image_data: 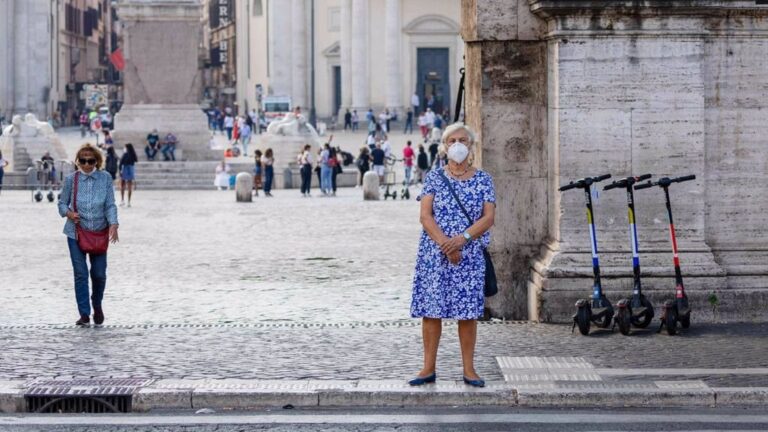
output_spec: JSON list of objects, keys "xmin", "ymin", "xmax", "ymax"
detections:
[
  {"xmin": 257, "ymin": 135, "xmax": 317, "ymax": 173},
  {"xmin": 114, "ymin": 0, "xmax": 212, "ymax": 160},
  {"xmin": 362, "ymin": 171, "xmax": 380, "ymax": 200},
  {"xmin": 235, "ymin": 172, "xmax": 253, "ymax": 202}
]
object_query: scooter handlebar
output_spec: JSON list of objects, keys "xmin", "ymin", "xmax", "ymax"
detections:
[
  {"xmin": 636, "ymin": 173, "xmax": 653, "ymax": 182},
  {"xmin": 634, "ymin": 181, "xmax": 653, "ymax": 190},
  {"xmin": 594, "ymin": 173, "xmax": 612, "ymax": 183},
  {"xmin": 558, "ymin": 182, "xmax": 578, "ymax": 192},
  {"xmin": 673, "ymin": 174, "xmax": 696, "ymax": 183}
]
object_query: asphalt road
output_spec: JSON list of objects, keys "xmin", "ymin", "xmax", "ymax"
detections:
[{"xmin": 2, "ymin": 408, "xmax": 768, "ymax": 431}]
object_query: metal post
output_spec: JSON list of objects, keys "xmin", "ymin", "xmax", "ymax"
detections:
[{"xmin": 309, "ymin": 0, "xmax": 316, "ymax": 129}]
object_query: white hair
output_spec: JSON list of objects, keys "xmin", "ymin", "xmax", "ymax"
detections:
[{"xmin": 441, "ymin": 122, "xmax": 476, "ymax": 145}]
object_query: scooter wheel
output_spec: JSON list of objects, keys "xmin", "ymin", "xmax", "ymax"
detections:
[
  {"xmin": 576, "ymin": 306, "xmax": 591, "ymax": 336},
  {"xmin": 617, "ymin": 307, "xmax": 631, "ymax": 336},
  {"xmin": 680, "ymin": 313, "xmax": 691, "ymax": 329},
  {"xmin": 633, "ymin": 297, "xmax": 655, "ymax": 329},
  {"xmin": 665, "ymin": 307, "xmax": 678, "ymax": 336}
]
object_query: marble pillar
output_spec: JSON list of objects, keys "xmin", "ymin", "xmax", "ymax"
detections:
[
  {"xmin": 384, "ymin": 0, "xmax": 401, "ymax": 112},
  {"xmin": 0, "ymin": 0, "xmax": 14, "ymax": 119},
  {"xmin": 114, "ymin": 0, "xmax": 213, "ymax": 160},
  {"xmin": 339, "ymin": 0, "xmax": 353, "ymax": 115},
  {"xmin": 351, "ymin": 0, "xmax": 369, "ymax": 111},
  {"xmin": 269, "ymin": 1, "xmax": 292, "ymax": 97},
  {"xmin": 291, "ymin": 0, "xmax": 308, "ymax": 109},
  {"xmin": 12, "ymin": 0, "xmax": 30, "ymax": 114}
]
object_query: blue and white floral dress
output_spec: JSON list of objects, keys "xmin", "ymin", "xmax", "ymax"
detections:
[{"xmin": 411, "ymin": 167, "xmax": 496, "ymax": 320}]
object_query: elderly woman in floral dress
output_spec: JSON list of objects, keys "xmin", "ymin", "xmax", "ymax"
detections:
[{"xmin": 409, "ymin": 123, "xmax": 496, "ymax": 388}]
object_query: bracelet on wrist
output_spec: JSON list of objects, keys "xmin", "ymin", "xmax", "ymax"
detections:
[{"xmin": 462, "ymin": 231, "xmax": 472, "ymax": 242}]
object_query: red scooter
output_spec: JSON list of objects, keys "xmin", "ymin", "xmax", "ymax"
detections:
[{"xmin": 634, "ymin": 175, "xmax": 696, "ymax": 335}]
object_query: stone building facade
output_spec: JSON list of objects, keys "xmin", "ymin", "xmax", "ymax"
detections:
[
  {"xmin": 463, "ymin": 0, "xmax": 768, "ymax": 321},
  {"xmin": 233, "ymin": 0, "xmax": 463, "ymax": 120}
]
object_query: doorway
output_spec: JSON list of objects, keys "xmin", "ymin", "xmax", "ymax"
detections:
[
  {"xmin": 333, "ymin": 65, "xmax": 342, "ymax": 118},
  {"xmin": 416, "ymin": 48, "xmax": 450, "ymax": 117}
]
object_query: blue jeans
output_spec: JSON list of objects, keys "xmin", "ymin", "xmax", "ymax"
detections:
[
  {"xmin": 320, "ymin": 165, "xmax": 332, "ymax": 193},
  {"xmin": 264, "ymin": 165, "xmax": 274, "ymax": 193},
  {"xmin": 404, "ymin": 166, "xmax": 413, "ymax": 185},
  {"xmin": 162, "ymin": 144, "xmax": 175, "ymax": 161},
  {"xmin": 67, "ymin": 237, "xmax": 107, "ymax": 317}
]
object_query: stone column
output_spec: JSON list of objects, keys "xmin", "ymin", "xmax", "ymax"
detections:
[
  {"xmin": 339, "ymin": 0, "xmax": 352, "ymax": 114},
  {"xmin": 384, "ymin": 0, "xmax": 401, "ymax": 111},
  {"xmin": 269, "ymin": 0, "xmax": 292, "ymax": 97},
  {"xmin": 351, "ymin": 0, "xmax": 369, "ymax": 111},
  {"xmin": 12, "ymin": 0, "xmax": 29, "ymax": 114},
  {"xmin": 114, "ymin": 0, "xmax": 213, "ymax": 160},
  {"xmin": 0, "ymin": 0, "xmax": 15, "ymax": 117},
  {"xmin": 291, "ymin": 0, "xmax": 308, "ymax": 109}
]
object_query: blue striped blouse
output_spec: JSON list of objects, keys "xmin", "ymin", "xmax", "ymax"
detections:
[{"xmin": 57, "ymin": 170, "xmax": 119, "ymax": 240}]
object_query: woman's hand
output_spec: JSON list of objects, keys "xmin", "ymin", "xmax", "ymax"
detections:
[
  {"xmin": 66, "ymin": 211, "xmax": 80, "ymax": 224},
  {"xmin": 447, "ymin": 249, "xmax": 462, "ymax": 265},
  {"xmin": 440, "ymin": 235, "xmax": 467, "ymax": 256},
  {"xmin": 109, "ymin": 225, "xmax": 120, "ymax": 244}
]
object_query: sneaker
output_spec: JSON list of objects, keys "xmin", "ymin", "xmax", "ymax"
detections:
[
  {"xmin": 75, "ymin": 315, "xmax": 90, "ymax": 326},
  {"xmin": 93, "ymin": 307, "xmax": 104, "ymax": 325},
  {"xmin": 119, "ymin": 201, "xmax": 125, "ymax": 207}
]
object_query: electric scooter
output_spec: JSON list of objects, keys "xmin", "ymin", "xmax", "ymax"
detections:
[
  {"xmin": 604, "ymin": 174, "xmax": 654, "ymax": 335},
  {"xmin": 559, "ymin": 174, "xmax": 614, "ymax": 335},
  {"xmin": 634, "ymin": 174, "xmax": 696, "ymax": 335}
]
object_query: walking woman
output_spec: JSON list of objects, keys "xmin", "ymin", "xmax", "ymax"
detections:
[
  {"xmin": 409, "ymin": 123, "xmax": 496, "ymax": 388},
  {"xmin": 119, "ymin": 143, "xmax": 138, "ymax": 207},
  {"xmin": 57, "ymin": 143, "xmax": 119, "ymax": 326},
  {"xmin": 262, "ymin": 148, "xmax": 274, "ymax": 197},
  {"xmin": 0, "ymin": 150, "xmax": 8, "ymax": 193},
  {"xmin": 105, "ymin": 147, "xmax": 118, "ymax": 182},
  {"xmin": 253, "ymin": 150, "xmax": 263, "ymax": 196},
  {"xmin": 356, "ymin": 146, "xmax": 370, "ymax": 187}
]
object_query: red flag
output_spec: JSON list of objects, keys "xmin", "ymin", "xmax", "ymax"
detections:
[{"xmin": 110, "ymin": 48, "xmax": 125, "ymax": 71}]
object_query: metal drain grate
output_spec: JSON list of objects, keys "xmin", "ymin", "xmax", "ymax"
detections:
[{"xmin": 24, "ymin": 378, "xmax": 152, "ymax": 413}]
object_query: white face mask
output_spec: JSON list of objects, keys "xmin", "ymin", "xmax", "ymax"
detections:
[{"xmin": 447, "ymin": 142, "xmax": 470, "ymax": 163}]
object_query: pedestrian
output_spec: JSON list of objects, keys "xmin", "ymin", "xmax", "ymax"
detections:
[
  {"xmin": 329, "ymin": 146, "xmax": 340, "ymax": 196},
  {"xmin": 145, "ymin": 129, "xmax": 160, "ymax": 160},
  {"xmin": 119, "ymin": 143, "xmax": 138, "ymax": 207},
  {"xmin": 371, "ymin": 141, "xmax": 386, "ymax": 183},
  {"xmin": 366, "ymin": 109, "xmax": 376, "ymax": 134},
  {"xmin": 320, "ymin": 143, "xmax": 332, "ymax": 196},
  {"xmin": 214, "ymin": 160, "xmax": 231, "ymax": 190},
  {"xmin": 58, "ymin": 143, "xmax": 120, "ymax": 326},
  {"xmin": 403, "ymin": 140, "xmax": 415, "ymax": 186},
  {"xmin": 79, "ymin": 111, "xmax": 90, "ymax": 138},
  {"xmin": 344, "ymin": 109, "xmax": 352, "ymax": 131},
  {"xmin": 351, "ymin": 110, "xmax": 359, "ymax": 131},
  {"xmin": 101, "ymin": 131, "xmax": 114, "ymax": 151},
  {"xmin": 240, "ymin": 121, "xmax": 252, "ymax": 156},
  {"xmin": 299, "ymin": 144, "xmax": 313, "ymax": 197},
  {"xmin": 411, "ymin": 92, "xmax": 420, "ymax": 116},
  {"xmin": 417, "ymin": 144, "xmax": 430, "ymax": 184},
  {"xmin": 418, "ymin": 112, "xmax": 428, "ymax": 139},
  {"xmin": 253, "ymin": 149, "xmax": 263, "ymax": 196},
  {"xmin": 224, "ymin": 113, "xmax": 234, "ymax": 140},
  {"xmin": 0, "ymin": 150, "xmax": 8, "ymax": 193},
  {"xmin": 379, "ymin": 110, "xmax": 389, "ymax": 133},
  {"xmin": 409, "ymin": 123, "xmax": 496, "ymax": 388},
  {"xmin": 105, "ymin": 147, "xmax": 118, "ymax": 181},
  {"xmin": 381, "ymin": 137, "xmax": 392, "ymax": 160},
  {"xmin": 262, "ymin": 148, "xmax": 274, "ymax": 197},
  {"xmin": 404, "ymin": 109, "xmax": 414, "ymax": 134},
  {"xmin": 161, "ymin": 132, "xmax": 177, "ymax": 161},
  {"xmin": 366, "ymin": 133, "xmax": 376, "ymax": 152},
  {"xmin": 356, "ymin": 146, "xmax": 370, "ymax": 187},
  {"xmin": 428, "ymin": 140, "xmax": 439, "ymax": 167}
]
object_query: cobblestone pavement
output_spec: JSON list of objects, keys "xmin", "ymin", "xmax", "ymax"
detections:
[
  {"xmin": 1, "ymin": 322, "xmax": 766, "ymax": 386},
  {"xmin": 2, "ymin": 189, "xmax": 420, "ymax": 326}
]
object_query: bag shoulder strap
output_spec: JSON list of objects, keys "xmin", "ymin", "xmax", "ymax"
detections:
[
  {"xmin": 72, "ymin": 171, "xmax": 79, "ymax": 213},
  {"xmin": 438, "ymin": 169, "xmax": 474, "ymax": 226}
]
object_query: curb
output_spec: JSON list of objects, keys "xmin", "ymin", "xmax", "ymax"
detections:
[{"xmin": 3, "ymin": 379, "xmax": 768, "ymax": 413}]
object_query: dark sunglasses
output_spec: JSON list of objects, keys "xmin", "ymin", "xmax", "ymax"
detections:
[{"xmin": 78, "ymin": 158, "xmax": 97, "ymax": 165}]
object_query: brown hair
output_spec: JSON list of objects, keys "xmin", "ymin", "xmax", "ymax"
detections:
[{"xmin": 74, "ymin": 143, "xmax": 103, "ymax": 170}]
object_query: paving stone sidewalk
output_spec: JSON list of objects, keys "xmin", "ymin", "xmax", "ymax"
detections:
[{"xmin": 2, "ymin": 322, "xmax": 766, "ymax": 387}]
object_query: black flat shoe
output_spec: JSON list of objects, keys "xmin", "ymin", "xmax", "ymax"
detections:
[
  {"xmin": 75, "ymin": 315, "xmax": 90, "ymax": 326},
  {"xmin": 408, "ymin": 373, "xmax": 436, "ymax": 386},
  {"xmin": 93, "ymin": 307, "xmax": 104, "ymax": 325},
  {"xmin": 463, "ymin": 376, "xmax": 485, "ymax": 388}
]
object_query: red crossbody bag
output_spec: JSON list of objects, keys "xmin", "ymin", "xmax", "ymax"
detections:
[{"xmin": 73, "ymin": 171, "xmax": 110, "ymax": 255}]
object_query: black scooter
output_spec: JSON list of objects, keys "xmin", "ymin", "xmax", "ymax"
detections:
[
  {"xmin": 559, "ymin": 174, "xmax": 614, "ymax": 335},
  {"xmin": 604, "ymin": 174, "xmax": 654, "ymax": 335},
  {"xmin": 634, "ymin": 175, "xmax": 696, "ymax": 335}
]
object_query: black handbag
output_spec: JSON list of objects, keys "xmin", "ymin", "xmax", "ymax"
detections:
[{"xmin": 438, "ymin": 170, "xmax": 498, "ymax": 297}]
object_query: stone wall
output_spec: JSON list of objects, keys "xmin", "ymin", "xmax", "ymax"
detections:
[{"xmin": 463, "ymin": 0, "xmax": 768, "ymax": 321}]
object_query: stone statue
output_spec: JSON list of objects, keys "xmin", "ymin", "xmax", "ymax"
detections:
[
  {"xmin": 266, "ymin": 111, "xmax": 320, "ymax": 143},
  {"xmin": 2, "ymin": 115, "xmax": 22, "ymax": 137},
  {"xmin": 2, "ymin": 114, "xmax": 55, "ymax": 137}
]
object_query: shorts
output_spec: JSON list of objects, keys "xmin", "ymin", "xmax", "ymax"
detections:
[
  {"xmin": 373, "ymin": 165, "xmax": 385, "ymax": 177},
  {"xmin": 121, "ymin": 165, "xmax": 136, "ymax": 181}
]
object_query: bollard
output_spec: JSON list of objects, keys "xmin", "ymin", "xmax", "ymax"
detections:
[
  {"xmin": 283, "ymin": 167, "xmax": 293, "ymax": 189},
  {"xmin": 362, "ymin": 171, "xmax": 380, "ymax": 201},
  {"xmin": 235, "ymin": 172, "xmax": 253, "ymax": 202}
]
